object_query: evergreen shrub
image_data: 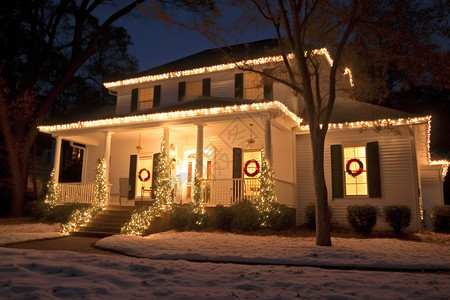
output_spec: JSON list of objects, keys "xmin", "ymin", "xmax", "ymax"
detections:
[
  {"xmin": 27, "ymin": 200, "xmax": 90, "ymax": 223},
  {"xmin": 382, "ymin": 205, "xmax": 411, "ymax": 235},
  {"xmin": 347, "ymin": 204, "xmax": 379, "ymax": 234},
  {"xmin": 212, "ymin": 204, "xmax": 233, "ymax": 231},
  {"xmin": 230, "ymin": 200, "xmax": 260, "ymax": 232},
  {"xmin": 431, "ymin": 205, "xmax": 450, "ymax": 232},
  {"xmin": 170, "ymin": 204, "xmax": 191, "ymax": 230},
  {"xmin": 265, "ymin": 203, "xmax": 296, "ymax": 230}
]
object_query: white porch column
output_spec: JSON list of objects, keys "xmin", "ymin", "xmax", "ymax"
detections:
[
  {"xmin": 53, "ymin": 136, "xmax": 62, "ymax": 183},
  {"xmin": 163, "ymin": 127, "xmax": 170, "ymax": 159},
  {"xmin": 103, "ymin": 131, "xmax": 113, "ymax": 183},
  {"xmin": 264, "ymin": 118, "xmax": 273, "ymax": 165},
  {"xmin": 196, "ymin": 123, "xmax": 204, "ymax": 178}
]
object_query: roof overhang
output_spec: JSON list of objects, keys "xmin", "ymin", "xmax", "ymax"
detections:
[{"xmin": 38, "ymin": 101, "xmax": 302, "ymax": 135}]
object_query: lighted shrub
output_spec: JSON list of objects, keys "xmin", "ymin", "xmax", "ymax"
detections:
[
  {"xmin": 265, "ymin": 203, "xmax": 296, "ymax": 230},
  {"xmin": 431, "ymin": 205, "xmax": 450, "ymax": 232},
  {"xmin": 383, "ymin": 205, "xmax": 411, "ymax": 236},
  {"xmin": 347, "ymin": 204, "xmax": 379, "ymax": 234},
  {"xmin": 304, "ymin": 203, "xmax": 332, "ymax": 231},
  {"xmin": 230, "ymin": 200, "xmax": 260, "ymax": 232}
]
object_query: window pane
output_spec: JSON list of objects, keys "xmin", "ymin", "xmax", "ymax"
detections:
[
  {"xmin": 344, "ymin": 146, "xmax": 368, "ymax": 196},
  {"xmin": 139, "ymin": 87, "xmax": 153, "ymax": 110},
  {"xmin": 244, "ymin": 73, "xmax": 263, "ymax": 100},
  {"xmin": 186, "ymin": 80, "xmax": 202, "ymax": 97}
]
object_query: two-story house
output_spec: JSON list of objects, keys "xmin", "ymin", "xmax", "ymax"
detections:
[{"xmin": 39, "ymin": 39, "xmax": 448, "ymax": 231}]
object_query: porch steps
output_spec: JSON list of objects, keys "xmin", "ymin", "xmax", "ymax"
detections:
[
  {"xmin": 71, "ymin": 204, "xmax": 172, "ymax": 237},
  {"xmin": 71, "ymin": 205, "xmax": 135, "ymax": 237}
]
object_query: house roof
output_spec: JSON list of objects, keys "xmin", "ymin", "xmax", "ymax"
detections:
[{"xmin": 129, "ymin": 39, "xmax": 280, "ymax": 79}]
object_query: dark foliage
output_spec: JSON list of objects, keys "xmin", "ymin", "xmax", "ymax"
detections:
[
  {"xmin": 230, "ymin": 200, "xmax": 260, "ymax": 232},
  {"xmin": 382, "ymin": 205, "xmax": 411, "ymax": 236},
  {"xmin": 347, "ymin": 205, "xmax": 379, "ymax": 235},
  {"xmin": 431, "ymin": 205, "xmax": 450, "ymax": 232},
  {"xmin": 304, "ymin": 203, "xmax": 333, "ymax": 231},
  {"xmin": 210, "ymin": 204, "xmax": 233, "ymax": 231},
  {"xmin": 265, "ymin": 202, "xmax": 296, "ymax": 230},
  {"xmin": 26, "ymin": 200, "xmax": 90, "ymax": 223}
]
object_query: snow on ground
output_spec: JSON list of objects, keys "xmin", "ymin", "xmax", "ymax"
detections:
[
  {"xmin": 1, "ymin": 224, "xmax": 449, "ymax": 299},
  {"xmin": 96, "ymin": 231, "xmax": 450, "ymax": 270},
  {"xmin": 0, "ymin": 223, "xmax": 61, "ymax": 245}
]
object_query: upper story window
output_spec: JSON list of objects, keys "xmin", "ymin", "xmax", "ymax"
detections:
[
  {"xmin": 139, "ymin": 87, "xmax": 154, "ymax": 110},
  {"xmin": 178, "ymin": 78, "xmax": 211, "ymax": 101},
  {"xmin": 344, "ymin": 146, "xmax": 367, "ymax": 196},
  {"xmin": 235, "ymin": 72, "xmax": 272, "ymax": 101},
  {"xmin": 131, "ymin": 85, "xmax": 161, "ymax": 112}
]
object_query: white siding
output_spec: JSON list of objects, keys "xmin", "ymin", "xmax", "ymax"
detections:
[{"xmin": 296, "ymin": 126, "xmax": 421, "ymax": 231}]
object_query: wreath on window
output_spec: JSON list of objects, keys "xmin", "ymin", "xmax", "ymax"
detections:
[
  {"xmin": 346, "ymin": 158, "xmax": 364, "ymax": 177},
  {"xmin": 138, "ymin": 168, "xmax": 151, "ymax": 182},
  {"xmin": 243, "ymin": 159, "xmax": 260, "ymax": 177}
]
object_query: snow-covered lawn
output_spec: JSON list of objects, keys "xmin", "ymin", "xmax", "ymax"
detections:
[
  {"xmin": 0, "ymin": 222, "xmax": 61, "ymax": 245},
  {"xmin": 1, "ymin": 223, "xmax": 449, "ymax": 299}
]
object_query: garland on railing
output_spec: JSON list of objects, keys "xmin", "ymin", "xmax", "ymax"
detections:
[
  {"xmin": 254, "ymin": 150, "xmax": 279, "ymax": 227},
  {"xmin": 44, "ymin": 169, "xmax": 61, "ymax": 207},
  {"xmin": 61, "ymin": 159, "xmax": 107, "ymax": 235},
  {"xmin": 121, "ymin": 138, "xmax": 174, "ymax": 236}
]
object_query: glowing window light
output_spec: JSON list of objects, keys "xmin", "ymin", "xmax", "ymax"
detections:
[
  {"xmin": 103, "ymin": 50, "xmax": 354, "ymax": 88},
  {"xmin": 38, "ymin": 101, "xmax": 302, "ymax": 133}
]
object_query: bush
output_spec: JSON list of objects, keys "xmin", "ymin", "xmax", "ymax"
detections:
[
  {"xmin": 383, "ymin": 205, "xmax": 411, "ymax": 236},
  {"xmin": 347, "ymin": 205, "xmax": 379, "ymax": 234},
  {"xmin": 211, "ymin": 205, "xmax": 233, "ymax": 231},
  {"xmin": 230, "ymin": 200, "xmax": 260, "ymax": 232},
  {"xmin": 265, "ymin": 203, "xmax": 296, "ymax": 230},
  {"xmin": 431, "ymin": 205, "xmax": 450, "ymax": 232},
  {"xmin": 170, "ymin": 205, "xmax": 191, "ymax": 230},
  {"xmin": 27, "ymin": 200, "xmax": 90, "ymax": 223},
  {"xmin": 304, "ymin": 203, "xmax": 332, "ymax": 231},
  {"xmin": 170, "ymin": 204, "xmax": 208, "ymax": 231}
]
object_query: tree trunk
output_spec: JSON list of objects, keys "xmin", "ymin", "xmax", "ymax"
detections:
[
  {"xmin": 8, "ymin": 143, "xmax": 29, "ymax": 217},
  {"xmin": 311, "ymin": 131, "xmax": 332, "ymax": 246}
]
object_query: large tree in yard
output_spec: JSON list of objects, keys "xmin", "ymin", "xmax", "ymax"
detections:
[{"xmin": 0, "ymin": 0, "xmax": 215, "ymax": 217}]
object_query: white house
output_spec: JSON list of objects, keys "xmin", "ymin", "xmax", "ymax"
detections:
[{"xmin": 39, "ymin": 39, "xmax": 448, "ymax": 232}]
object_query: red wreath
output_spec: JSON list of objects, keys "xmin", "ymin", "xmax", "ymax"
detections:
[
  {"xmin": 346, "ymin": 158, "xmax": 364, "ymax": 177},
  {"xmin": 244, "ymin": 159, "xmax": 260, "ymax": 177},
  {"xmin": 138, "ymin": 168, "xmax": 151, "ymax": 182}
]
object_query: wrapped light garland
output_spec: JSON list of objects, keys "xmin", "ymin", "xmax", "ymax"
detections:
[
  {"xmin": 254, "ymin": 150, "xmax": 278, "ymax": 227},
  {"xmin": 121, "ymin": 138, "xmax": 174, "ymax": 235},
  {"xmin": 61, "ymin": 159, "xmax": 108, "ymax": 235},
  {"xmin": 44, "ymin": 169, "xmax": 61, "ymax": 207}
]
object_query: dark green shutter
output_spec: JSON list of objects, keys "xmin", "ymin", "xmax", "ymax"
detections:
[
  {"xmin": 153, "ymin": 85, "xmax": 161, "ymax": 107},
  {"xmin": 131, "ymin": 88, "xmax": 138, "ymax": 112},
  {"xmin": 235, "ymin": 73, "xmax": 243, "ymax": 98},
  {"xmin": 232, "ymin": 148, "xmax": 242, "ymax": 178},
  {"xmin": 128, "ymin": 155, "xmax": 137, "ymax": 199},
  {"xmin": 367, "ymin": 141, "xmax": 381, "ymax": 198},
  {"xmin": 264, "ymin": 82, "xmax": 273, "ymax": 100},
  {"xmin": 331, "ymin": 144, "xmax": 344, "ymax": 198},
  {"xmin": 202, "ymin": 78, "xmax": 211, "ymax": 96},
  {"xmin": 178, "ymin": 82, "xmax": 185, "ymax": 101},
  {"xmin": 151, "ymin": 153, "xmax": 160, "ymax": 199}
]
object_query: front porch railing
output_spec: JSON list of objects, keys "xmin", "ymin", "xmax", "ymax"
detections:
[
  {"xmin": 58, "ymin": 182, "xmax": 96, "ymax": 204},
  {"xmin": 202, "ymin": 178, "xmax": 260, "ymax": 206}
]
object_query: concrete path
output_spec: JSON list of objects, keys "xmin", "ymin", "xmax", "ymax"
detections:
[{"xmin": 4, "ymin": 237, "xmax": 118, "ymax": 255}]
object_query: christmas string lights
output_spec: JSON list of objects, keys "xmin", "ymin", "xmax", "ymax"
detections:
[
  {"xmin": 254, "ymin": 150, "xmax": 278, "ymax": 227},
  {"xmin": 44, "ymin": 169, "xmax": 61, "ymax": 207},
  {"xmin": 38, "ymin": 101, "xmax": 302, "ymax": 132},
  {"xmin": 61, "ymin": 159, "xmax": 108, "ymax": 235},
  {"xmin": 103, "ymin": 49, "xmax": 353, "ymax": 88},
  {"xmin": 121, "ymin": 138, "xmax": 174, "ymax": 236}
]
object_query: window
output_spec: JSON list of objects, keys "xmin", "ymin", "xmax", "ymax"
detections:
[
  {"xmin": 139, "ymin": 87, "xmax": 154, "ymax": 110},
  {"xmin": 186, "ymin": 80, "xmax": 202, "ymax": 98},
  {"xmin": 244, "ymin": 73, "xmax": 263, "ymax": 100},
  {"xmin": 343, "ymin": 146, "xmax": 368, "ymax": 196}
]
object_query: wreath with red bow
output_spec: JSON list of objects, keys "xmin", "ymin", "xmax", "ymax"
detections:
[
  {"xmin": 243, "ymin": 159, "xmax": 260, "ymax": 177},
  {"xmin": 138, "ymin": 168, "xmax": 151, "ymax": 182},
  {"xmin": 345, "ymin": 158, "xmax": 364, "ymax": 177}
]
